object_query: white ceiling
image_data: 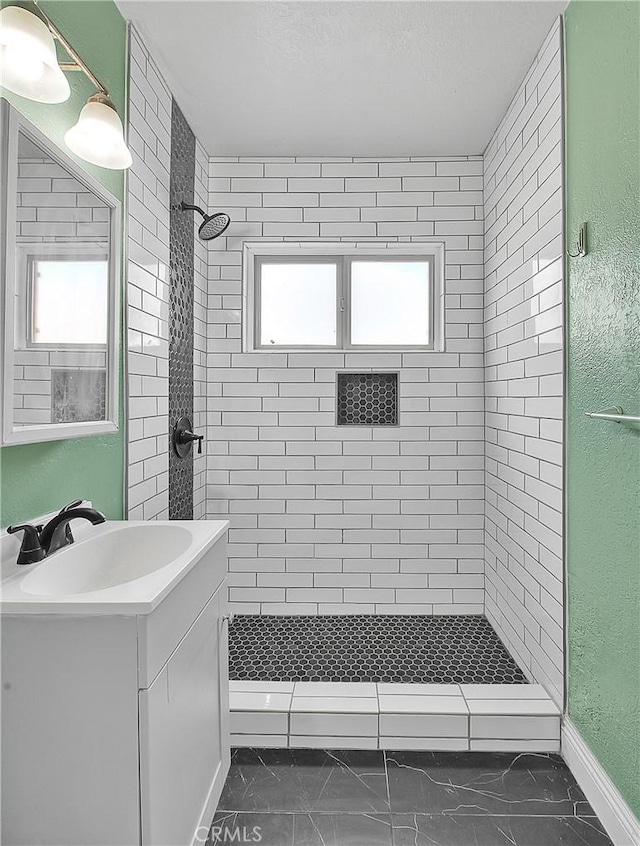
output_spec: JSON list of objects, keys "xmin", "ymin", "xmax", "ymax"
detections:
[{"xmin": 116, "ymin": 0, "xmax": 566, "ymax": 158}]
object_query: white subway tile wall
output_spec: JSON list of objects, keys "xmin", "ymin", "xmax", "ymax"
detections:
[
  {"xmin": 14, "ymin": 155, "xmax": 110, "ymax": 424},
  {"xmin": 205, "ymin": 156, "xmax": 486, "ymax": 614},
  {"xmin": 126, "ymin": 28, "xmax": 172, "ymax": 520},
  {"xmin": 126, "ymin": 28, "xmax": 210, "ymax": 520},
  {"xmin": 482, "ymin": 20, "xmax": 564, "ymax": 704},
  {"xmin": 193, "ymin": 140, "xmax": 209, "ymax": 518},
  {"xmin": 16, "ymin": 157, "xmax": 110, "ymax": 241},
  {"xmin": 13, "ymin": 350, "xmax": 107, "ymax": 426}
]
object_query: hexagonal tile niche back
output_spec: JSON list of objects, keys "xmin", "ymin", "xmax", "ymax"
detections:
[{"xmin": 337, "ymin": 373, "xmax": 398, "ymax": 426}]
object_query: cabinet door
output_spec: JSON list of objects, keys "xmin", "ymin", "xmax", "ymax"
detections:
[{"xmin": 139, "ymin": 583, "xmax": 230, "ymax": 846}]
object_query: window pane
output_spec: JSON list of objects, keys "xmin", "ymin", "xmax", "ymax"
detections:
[
  {"xmin": 32, "ymin": 259, "xmax": 108, "ymax": 345},
  {"xmin": 260, "ymin": 263, "xmax": 337, "ymax": 346},
  {"xmin": 350, "ymin": 260, "xmax": 430, "ymax": 345}
]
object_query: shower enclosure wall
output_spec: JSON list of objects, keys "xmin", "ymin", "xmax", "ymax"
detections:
[
  {"xmin": 125, "ymin": 27, "xmax": 208, "ymax": 522},
  {"xmin": 125, "ymin": 19, "xmax": 564, "ymax": 707}
]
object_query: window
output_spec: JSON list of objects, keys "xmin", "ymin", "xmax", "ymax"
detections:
[
  {"xmin": 29, "ymin": 256, "xmax": 109, "ymax": 346},
  {"xmin": 244, "ymin": 244, "xmax": 444, "ymax": 351},
  {"xmin": 15, "ymin": 243, "xmax": 110, "ymax": 349},
  {"xmin": 259, "ymin": 260, "xmax": 337, "ymax": 346},
  {"xmin": 350, "ymin": 260, "xmax": 431, "ymax": 346}
]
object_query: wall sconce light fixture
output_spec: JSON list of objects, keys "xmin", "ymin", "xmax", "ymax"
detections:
[
  {"xmin": 0, "ymin": 2, "xmax": 132, "ymax": 170},
  {"xmin": 0, "ymin": 5, "xmax": 70, "ymax": 102},
  {"xmin": 65, "ymin": 93, "xmax": 132, "ymax": 170}
]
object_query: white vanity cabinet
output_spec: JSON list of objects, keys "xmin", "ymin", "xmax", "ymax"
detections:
[
  {"xmin": 1, "ymin": 522, "xmax": 230, "ymax": 846},
  {"xmin": 139, "ymin": 587, "xmax": 229, "ymax": 846}
]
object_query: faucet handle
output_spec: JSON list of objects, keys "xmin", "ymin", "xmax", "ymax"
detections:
[
  {"xmin": 59, "ymin": 500, "xmax": 83, "ymax": 513},
  {"xmin": 6, "ymin": 524, "xmax": 46, "ymax": 565}
]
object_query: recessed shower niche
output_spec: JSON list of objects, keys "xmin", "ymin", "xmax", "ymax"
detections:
[{"xmin": 336, "ymin": 372, "xmax": 399, "ymax": 427}]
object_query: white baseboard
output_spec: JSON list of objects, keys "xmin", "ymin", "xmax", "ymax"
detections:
[
  {"xmin": 191, "ymin": 753, "xmax": 231, "ymax": 845},
  {"xmin": 562, "ymin": 717, "xmax": 640, "ymax": 846}
]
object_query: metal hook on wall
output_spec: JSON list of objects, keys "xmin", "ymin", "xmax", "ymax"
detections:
[{"xmin": 568, "ymin": 222, "xmax": 588, "ymax": 258}]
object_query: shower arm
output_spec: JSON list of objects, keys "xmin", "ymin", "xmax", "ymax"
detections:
[{"xmin": 178, "ymin": 201, "xmax": 207, "ymax": 220}]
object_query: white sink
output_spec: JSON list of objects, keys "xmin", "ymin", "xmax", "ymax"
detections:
[
  {"xmin": 0, "ymin": 519, "xmax": 229, "ymax": 615},
  {"xmin": 21, "ymin": 524, "xmax": 193, "ymax": 596}
]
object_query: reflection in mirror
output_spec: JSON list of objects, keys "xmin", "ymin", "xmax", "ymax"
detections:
[{"xmin": 13, "ymin": 130, "xmax": 110, "ymax": 427}]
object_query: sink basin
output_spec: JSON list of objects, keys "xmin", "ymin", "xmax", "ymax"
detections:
[
  {"xmin": 21, "ymin": 524, "xmax": 193, "ymax": 596},
  {"xmin": 1, "ymin": 519, "xmax": 229, "ymax": 615}
]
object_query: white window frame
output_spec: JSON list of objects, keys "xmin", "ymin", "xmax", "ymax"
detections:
[
  {"xmin": 15, "ymin": 242, "xmax": 109, "ymax": 350},
  {"xmin": 242, "ymin": 242, "xmax": 445, "ymax": 352},
  {"xmin": 1, "ymin": 99, "xmax": 121, "ymax": 446}
]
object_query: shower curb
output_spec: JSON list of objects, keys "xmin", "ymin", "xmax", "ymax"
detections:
[{"xmin": 229, "ymin": 681, "xmax": 561, "ymax": 752}]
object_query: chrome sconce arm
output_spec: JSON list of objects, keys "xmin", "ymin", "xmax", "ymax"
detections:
[{"xmin": 39, "ymin": 6, "xmax": 110, "ymax": 98}]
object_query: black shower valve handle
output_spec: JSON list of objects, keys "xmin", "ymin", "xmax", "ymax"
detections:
[
  {"xmin": 173, "ymin": 416, "xmax": 205, "ymax": 458},
  {"xmin": 186, "ymin": 430, "xmax": 204, "ymax": 455},
  {"xmin": 178, "ymin": 428, "xmax": 204, "ymax": 455}
]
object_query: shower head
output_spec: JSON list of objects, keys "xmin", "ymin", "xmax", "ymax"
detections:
[
  {"xmin": 179, "ymin": 201, "xmax": 230, "ymax": 241},
  {"xmin": 199, "ymin": 212, "xmax": 230, "ymax": 240}
]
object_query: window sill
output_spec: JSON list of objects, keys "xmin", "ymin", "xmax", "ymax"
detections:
[{"xmin": 247, "ymin": 347, "xmax": 441, "ymax": 354}]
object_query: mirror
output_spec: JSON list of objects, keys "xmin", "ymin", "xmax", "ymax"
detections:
[{"xmin": 1, "ymin": 100, "xmax": 121, "ymax": 445}]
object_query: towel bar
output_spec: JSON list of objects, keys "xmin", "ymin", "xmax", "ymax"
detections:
[{"xmin": 584, "ymin": 406, "xmax": 640, "ymax": 424}]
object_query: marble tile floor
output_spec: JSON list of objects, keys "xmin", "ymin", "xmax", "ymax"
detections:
[{"xmin": 207, "ymin": 748, "xmax": 613, "ymax": 846}]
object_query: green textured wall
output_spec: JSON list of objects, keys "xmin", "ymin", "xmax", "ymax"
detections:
[
  {"xmin": 565, "ymin": 0, "xmax": 640, "ymax": 818},
  {"xmin": 0, "ymin": 1, "xmax": 127, "ymax": 527}
]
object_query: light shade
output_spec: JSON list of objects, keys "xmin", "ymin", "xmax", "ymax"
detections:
[
  {"xmin": 64, "ymin": 95, "xmax": 132, "ymax": 170},
  {"xmin": 0, "ymin": 5, "xmax": 70, "ymax": 103}
]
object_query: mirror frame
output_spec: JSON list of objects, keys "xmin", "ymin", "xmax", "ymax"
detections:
[{"xmin": 0, "ymin": 99, "xmax": 121, "ymax": 445}]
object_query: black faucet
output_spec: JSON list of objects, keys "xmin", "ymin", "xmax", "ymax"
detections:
[
  {"xmin": 7, "ymin": 501, "xmax": 106, "ymax": 565},
  {"xmin": 39, "ymin": 506, "xmax": 106, "ymax": 555}
]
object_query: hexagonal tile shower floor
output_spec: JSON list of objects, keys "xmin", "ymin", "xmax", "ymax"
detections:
[{"xmin": 229, "ymin": 614, "xmax": 527, "ymax": 684}]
